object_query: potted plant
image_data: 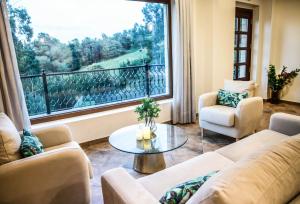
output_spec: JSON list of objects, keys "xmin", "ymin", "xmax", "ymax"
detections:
[
  {"xmin": 268, "ymin": 64, "xmax": 300, "ymax": 104},
  {"xmin": 135, "ymin": 97, "xmax": 161, "ymax": 132}
]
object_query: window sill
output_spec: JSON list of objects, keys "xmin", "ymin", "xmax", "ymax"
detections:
[
  {"xmin": 32, "ymin": 98, "xmax": 173, "ymax": 130},
  {"xmin": 30, "ymin": 95, "xmax": 172, "ymax": 124}
]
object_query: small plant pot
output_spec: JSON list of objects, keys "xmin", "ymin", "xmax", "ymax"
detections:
[{"xmin": 270, "ymin": 91, "xmax": 280, "ymax": 104}]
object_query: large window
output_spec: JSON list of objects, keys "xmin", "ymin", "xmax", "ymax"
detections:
[
  {"xmin": 7, "ymin": 0, "xmax": 172, "ymax": 122},
  {"xmin": 234, "ymin": 7, "xmax": 253, "ymax": 81}
]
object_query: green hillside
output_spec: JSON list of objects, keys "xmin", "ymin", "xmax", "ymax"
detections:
[{"xmin": 82, "ymin": 49, "xmax": 148, "ymax": 70}]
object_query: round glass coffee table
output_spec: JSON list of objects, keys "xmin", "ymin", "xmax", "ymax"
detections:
[{"xmin": 109, "ymin": 124, "xmax": 188, "ymax": 174}]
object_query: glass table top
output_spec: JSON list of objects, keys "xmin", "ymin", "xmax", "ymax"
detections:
[{"xmin": 109, "ymin": 124, "xmax": 188, "ymax": 154}]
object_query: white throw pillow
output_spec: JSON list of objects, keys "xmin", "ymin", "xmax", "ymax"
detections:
[
  {"xmin": 224, "ymin": 79, "xmax": 255, "ymax": 97},
  {"xmin": 0, "ymin": 113, "xmax": 22, "ymax": 165}
]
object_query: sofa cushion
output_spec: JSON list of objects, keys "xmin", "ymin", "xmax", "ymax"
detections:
[
  {"xmin": 216, "ymin": 129, "xmax": 288, "ymax": 162},
  {"xmin": 217, "ymin": 89, "xmax": 248, "ymax": 108},
  {"xmin": 138, "ymin": 152, "xmax": 234, "ymax": 199},
  {"xmin": 200, "ymin": 105, "xmax": 235, "ymax": 127},
  {"xmin": 0, "ymin": 113, "xmax": 21, "ymax": 165},
  {"xmin": 189, "ymin": 135, "xmax": 300, "ymax": 204},
  {"xmin": 224, "ymin": 79, "xmax": 255, "ymax": 97}
]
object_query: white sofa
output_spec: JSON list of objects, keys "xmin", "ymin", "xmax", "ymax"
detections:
[
  {"xmin": 199, "ymin": 80, "xmax": 263, "ymax": 140},
  {"xmin": 0, "ymin": 113, "xmax": 92, "ymax": 204},
  {"xmin": 101, "ymin": 113, "xmax": 300, "ymax": 204}
]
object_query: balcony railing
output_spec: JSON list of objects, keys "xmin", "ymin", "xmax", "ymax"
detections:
[{"xmin": 20, "ymin": 64, "xmax": 167, "ymax": 117}]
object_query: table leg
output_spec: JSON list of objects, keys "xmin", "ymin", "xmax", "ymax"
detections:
[{"xmin": 133, "ymin": 153, "xmax": 166, "ymax": 174}]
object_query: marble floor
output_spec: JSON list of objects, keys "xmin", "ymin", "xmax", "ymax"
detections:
[{"xmin": 82, "ymin": 102, "xmax": 300, "ymax": 204}]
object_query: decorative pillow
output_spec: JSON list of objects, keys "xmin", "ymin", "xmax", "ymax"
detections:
[
  {"xmin": 224, "ymin": 80, "xmax": 255, "ymax": 97},
  {"xmin": 159, "ymin": 171, "xmax": 218, "ymax": 204},
  {"xmin": 217, "ymin": 89, "xmax": 248, "ymax": 108},
  {"xmin": 20, "ymin": 130, "xmax": 44, "ymax": 158},
  {"xmin": 0, "ymin": 113, "xmax": 22, "ymax": 165}
]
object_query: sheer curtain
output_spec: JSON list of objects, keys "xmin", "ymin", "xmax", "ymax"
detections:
[
  {"xmin": 0, "ymin": 0, "xmax": 30, "ymax": 130},
  {"xmin": 171, "ymin": 0, "xmax": 195, "ymax": 124}
]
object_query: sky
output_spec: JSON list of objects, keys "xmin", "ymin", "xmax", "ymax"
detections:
[{"xmin": 9, "ymin": 0, "xmax": 146, "ymax": 43}]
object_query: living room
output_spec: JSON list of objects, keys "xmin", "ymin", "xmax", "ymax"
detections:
[{"xmin": 0, "ymin": 0, "xmax": 299, "ymax": 204}]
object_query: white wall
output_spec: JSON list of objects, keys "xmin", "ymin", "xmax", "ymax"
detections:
[
  {"xmin": 33, "ymin": 99, "xmax": 172, "ymax": 143},
  {"xmin": 212, "ymin": 0, "xmax": 235, "ymax": 90},
  {"xmin": 192, "ymin": 0, "xmax": 235, "ymax": 112},
  {"xmin": 270, "ymin": 0, "xmax": 300, "ymax": 102}
]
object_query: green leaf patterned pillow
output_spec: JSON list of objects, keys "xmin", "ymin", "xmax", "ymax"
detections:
[
  {"xmin": 20, "ymin": 130, "xmax": 44, "ymax": 158},
  {"xmin": 217, "ymin": 89, "xmax": 248, "ymax": 108},
  {"xmin": 159, "ymin": 171, "xmax": 218, "ymax": 204}
]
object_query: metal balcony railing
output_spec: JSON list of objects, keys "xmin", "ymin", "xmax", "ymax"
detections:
[{"xmin": 20, "ymin": 64, "xmax": 167, "ymax": 116}]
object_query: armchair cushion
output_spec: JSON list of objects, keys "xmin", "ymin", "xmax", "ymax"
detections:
[
  {"xmin": 0, "ymin": 113, "xmax": 21, "ymax": 165},
  {"xmin": 224, "ymin": 80, "xmax": 256, "ymax": 97},
  {"xmin": 217, "ymin": 89, "xmax": 248, "ymax": 108},
  {"xmin": 200, "ymin": 105, "xmax": 235, "ymax": 127}
]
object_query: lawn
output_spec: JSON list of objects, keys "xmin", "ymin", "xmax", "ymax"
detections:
[{"xmin": 82, "ymin": 49, "xmax": 148, "ymax": 70}]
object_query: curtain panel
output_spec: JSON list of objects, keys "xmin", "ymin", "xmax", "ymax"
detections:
[
  {"xmin": 0, "ymin": 0, "xmax": 30, "ymax": 130},
  {"xmin": 171, "ymin": 0, "xmax": 195, "ymax": 124}
]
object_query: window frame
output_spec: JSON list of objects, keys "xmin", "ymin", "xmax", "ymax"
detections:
[
  {"xmin": 27, "ymin": 0, "xmax": 173, "ymax": 124},
  {"xmin": 234, "ymin": 7, "xmax": 253, "ymax": 81}
]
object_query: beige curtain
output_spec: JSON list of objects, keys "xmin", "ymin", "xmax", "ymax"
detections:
[
  {"xmin": 0, "ymin": 0, "xmax": 31, "ymax": 130},
  {"xmin": 171, "ymin": 0, "xmax": 195, "ymax": 124}
]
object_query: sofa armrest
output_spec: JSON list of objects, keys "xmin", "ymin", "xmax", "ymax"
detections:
[
  {"xmin": 269, "ymin": 113, "xmax": 300, "ymax": 136},
  {"xmin": 101, "ymin": 168, "xmax": 158, "ymax": 204},
  {"xmin": 199, "ymin": 92, "xmax": 218, "ymax": 111},
  {"xmin": 32, "ymin": 124, "xmax": 72, "ymax": 148},
  {"xmin": 235, "ymin": 97, "xmax": 263, "ymax": 136},
  {"xmin": 0, "ymin": 148, "xmax": 90, "ymax": 204}
]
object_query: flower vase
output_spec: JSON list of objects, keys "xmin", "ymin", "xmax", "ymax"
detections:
[
  {"xmin": 144, "ymin": 117, "xmax": 157, "ymax": 137},
  {"xmin": 271, "ymin": 91, "xmax": 280, "ymax": 104}
]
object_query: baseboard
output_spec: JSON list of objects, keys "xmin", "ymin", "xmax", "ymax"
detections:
[
  {"xmin": 264, "ymin": 99, "xmax": 300, "ymax": 106},
  {"xmin": 80, "ymin": 137, "xmax": 108, "ymax": 147}
]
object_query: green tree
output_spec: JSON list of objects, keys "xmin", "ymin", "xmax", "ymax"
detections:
[
  {"xmin": 33, "ymin": 33, "xmax": 72, "ymax": 72},
  {"xmin": 68, "ymin": 39, "xmax": 81, "ymax": 70},
  {"xmin": 7, "ymin": 3, "xmax": 40, "ymax": 74},
  {"xmin": 142, "ymin": 3, "xmax": 165, "ymax": 64}
]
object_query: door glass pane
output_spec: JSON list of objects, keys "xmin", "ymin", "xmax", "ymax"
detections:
[
  {"xmin": 239, "ymin": 34, "xmax": 247, "ymax": 47},
  {"xmin": 239, "ymin": 50, "xmax": 247, "ymax": 63},
  {"xmin": 238, "ymin": 65, "xmax": 246, "ymax": 78},
  {"xmin": 234, "ymin": 50, "xmax": 237, "ymax": 63},
  {"xmin": 234, "ymin": 34, "xmax": 238, "ymax": 47},
  {"xmin": 233, "ymin": 66, "xmax": 237, "ymax": 80},
  {"xmin": 240, "ymin": 18, "xmax": 248, "ymax": 32},
  {"xmin": 235, "ymin": 18, "xmax": 238, "ymax": 31}
]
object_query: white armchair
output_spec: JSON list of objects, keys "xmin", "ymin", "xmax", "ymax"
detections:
[
  {"xmin": 198, "ymin": 80, "xmax": 263, "ymax": 140},
  {"xmin": 0, "ymin": 113, "xmax": 92, "ymax": 204}
]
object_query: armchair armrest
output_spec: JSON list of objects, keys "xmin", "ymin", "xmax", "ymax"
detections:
[
  {"xmin": 101, "ymin": 168, "xmax": 158, "ymax": 204},
  {"xmin": 235, "ymin": 97, "xmax": 263, "ymax": 136},
  {"xmin": 0, "ymin": 148, "xmax": 90, "ymax": 204},
  {"xmin": 32, "ymin": 124, "xmax": 72, "ymax": 148},
  {"xmin": 198, "ymin": 92, "xmax": 218, "ymax": 111},
  {"xmin": 269, "ymin": 113, "xmax": 300, "ymax": 136}
]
